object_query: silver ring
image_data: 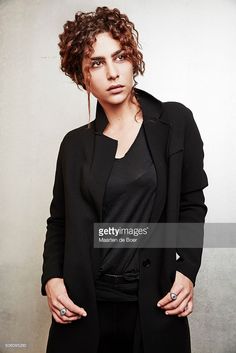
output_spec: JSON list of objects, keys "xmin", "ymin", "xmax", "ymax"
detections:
[
  {"xmin": 60, "ymin": 307, "xmax": 67, "ymax": 316},
  {"xmin": 170, "ymin": 292, "xmax": 178, "ymax": 301}
]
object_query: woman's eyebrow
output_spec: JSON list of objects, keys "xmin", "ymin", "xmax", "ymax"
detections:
[{"xmin": 90, "ymin": 49, "xmax": 123, "ymax": 61}]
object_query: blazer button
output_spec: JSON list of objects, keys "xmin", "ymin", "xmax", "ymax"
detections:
[{"xmin": 142, "ymin": 259, "xmax": 151, "ymax": 268}]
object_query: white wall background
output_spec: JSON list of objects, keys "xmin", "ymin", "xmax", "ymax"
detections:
[{"xmin": 0, "ymin": 0, "xmax": 235, "ymax": 352}]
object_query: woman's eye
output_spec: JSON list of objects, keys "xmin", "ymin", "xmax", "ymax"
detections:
[
  {"xmin": 91, "ymin": 60, "xmax": 102, "ymax": 68},
  {"xmin": 91, "ymin": 54, "xmax": 126, "ymax": 68},
  {"xmin": 117, "ymin": 54, "xmax": 126, "ymax": 60}
]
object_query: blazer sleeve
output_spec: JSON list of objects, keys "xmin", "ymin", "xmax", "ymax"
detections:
[
  {"xmin": 41, "ymin": 138, "xmax": 66, "ymax": 296},
  {"xmin": 176, "ymin": 108, "xmax": 209, "ymax": 287}
]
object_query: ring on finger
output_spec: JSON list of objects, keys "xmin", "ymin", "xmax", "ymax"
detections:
[
  {"xmin": 170, "ymin": 292, "xmax": 178, "ymax": 301},
  {"xmin": 59, "ymin": 307, "xmax": 68, "ymax": 316}
]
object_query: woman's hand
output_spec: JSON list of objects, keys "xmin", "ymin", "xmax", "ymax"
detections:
[
  {"xmin": 157, "ymin": 271, "xmax": 194, "ymax": 317},
  {"xmin": 45, "ymin": 278, "xmax": 87, "ymax": 324}
]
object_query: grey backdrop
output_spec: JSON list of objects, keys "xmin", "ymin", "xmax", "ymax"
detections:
[{"xmin": 0, "ymin": 0, "xmax": 235, "ymax": 352}]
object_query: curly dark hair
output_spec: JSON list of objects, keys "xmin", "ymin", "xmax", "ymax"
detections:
[{"xmin": 58, "ymin": 6, "xmax": 145, "ymax": 127}]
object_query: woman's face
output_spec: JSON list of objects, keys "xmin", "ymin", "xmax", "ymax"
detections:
[{"xmin": 81, "ymin": 32, "xmax": 134, "ymax": 106}]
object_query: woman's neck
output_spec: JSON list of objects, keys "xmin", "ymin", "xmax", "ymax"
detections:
[{"xmin": 99, "ymin": 94, "xmax": 143, "ymax": 132}]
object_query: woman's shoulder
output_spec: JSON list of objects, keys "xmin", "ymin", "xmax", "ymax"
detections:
[
  {"xmin": 161, "ymin": 100, "xmax": 194, "ymax": 127},
  {"xmin": 139, "ymin": 88, "xmax": 195, "ymax": 128},
  {"xmin": 160, "ymin": 100, "xmax": 204, "ymax": 155},
  {"xmin": 59, "ymin": 121, "xmax": 95, "ymax": 148}
]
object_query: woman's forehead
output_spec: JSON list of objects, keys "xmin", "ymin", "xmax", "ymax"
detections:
[{"xmin": 90, "ymin": 32, "xmax": 122, "ymax": 54}]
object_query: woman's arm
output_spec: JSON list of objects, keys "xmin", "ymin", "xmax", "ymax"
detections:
[
  {"xmin": 156, "ymin": 108, "xmax": 208, "ymax": 316},
  {"xmin": 40, "ymin": 137, "xmax": 88, "ymax": 323},
  {"xmin": 41, "ymin": 138, "xmax": 66, "ymax": 296},
  {"xmin": 176, "ymin": 108, "xmax": 208, "ymax": 287}
]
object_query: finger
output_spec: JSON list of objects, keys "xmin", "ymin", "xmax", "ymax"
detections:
[
  {"xmin": 58, "ymin": 306, "xmax": 81, "ymax": 319},
  {"xmin": 157, "ymin": 284, "xmax": 184, "ymax": 308},
  {"xmin": 64, "ymin": 312, "xmax": 82, "ymax": 318},
  {"xmin": 165, "ymin": 295, "xmax": 192, "ymax": 316},
  {"xmin": 52, "ymin": 307, "xmax": 82, "ymax": 323},
  {"xmin": 178, "ymin": 300, "xmax": 193, "ymax": 317},
  {"xmin": 57, "ymin": 294, "xmax": 87, "ymax": 317},
  {"xmin": 51, "ymin": 311, "xmax": 73, "ymax": 324},
  {"xmin": 50, "ymin": 298, "xmax": 81, "ymax": 318},
  {"xmin": 56, "ymin": 304, "xmax": 82, "ymax": 321},
  {"xmin": 160, "ymin": 288, "xmax": 192, "ymax": 310}
]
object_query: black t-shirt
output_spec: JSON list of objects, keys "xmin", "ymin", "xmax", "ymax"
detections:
[{"xmin": 95, "ymin": 124, "xmax": 157, "ymax": 301}]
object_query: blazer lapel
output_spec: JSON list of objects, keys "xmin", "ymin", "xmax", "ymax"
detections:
[
  {"xmin": 88, "ymin": 131, "xmax": 118, "ymax": 222},
  {"xmin": 143, "ymin": 118, "xmax": 169, "ymax": 222},
  {"xmin": 137, "ymin": 88, "xmax": 170, "ymax": 221}
]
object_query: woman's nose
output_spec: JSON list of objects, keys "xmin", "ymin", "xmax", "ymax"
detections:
[{"xmin": 106, "ymin": 63, "xmax": 119, "ymax": 80}]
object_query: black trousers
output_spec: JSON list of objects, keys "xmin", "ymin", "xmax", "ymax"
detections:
[{"xmin": 96, "ymin": 300, "xmax": 144, "ymax": 353}]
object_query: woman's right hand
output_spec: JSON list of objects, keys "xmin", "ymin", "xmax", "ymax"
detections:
[{"xmin": 45, "ymin": 278, "xmax": 87, "ymax": 324}]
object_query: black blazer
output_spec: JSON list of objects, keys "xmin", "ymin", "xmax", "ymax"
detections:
[{"xmin": 41, "ymin": 87, "xmax": 208, "ymax": 353}]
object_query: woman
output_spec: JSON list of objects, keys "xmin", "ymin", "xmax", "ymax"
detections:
[{"xmin": 41, "ymin": 6, "xmax": 208, "ymax": 353}]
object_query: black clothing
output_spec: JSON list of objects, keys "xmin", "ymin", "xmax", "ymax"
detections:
[
  {"xmin": 97, "ymin": 300, "xmax": 144, "ymax": 353},
  {"xmin": 95, "ymin": 124, "xmax": 157, "ymax": 301},
  {"xmin": 41, "ymin": 87, "xmax": 208, "ymax": 353}
]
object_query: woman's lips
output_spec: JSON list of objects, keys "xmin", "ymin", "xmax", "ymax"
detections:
[{"xmin": 108, "ymin": 86, "xmax": 124, "ymax": 93}]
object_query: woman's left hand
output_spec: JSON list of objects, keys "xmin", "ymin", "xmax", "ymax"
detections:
[{"xmin": 157, "ymin": 271, "xmax": 194, "ymax": 317}]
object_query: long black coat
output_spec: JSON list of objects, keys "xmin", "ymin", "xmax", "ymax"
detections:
[{"xmin": 41, "ymin": 87, "xmax": 208, "ymax": 353}]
